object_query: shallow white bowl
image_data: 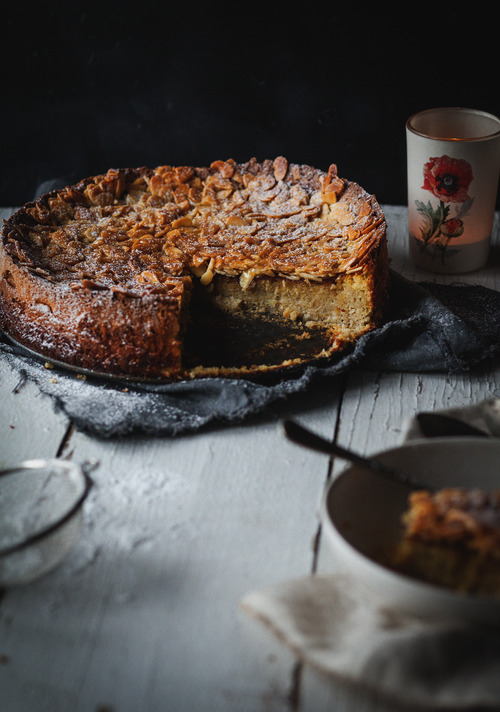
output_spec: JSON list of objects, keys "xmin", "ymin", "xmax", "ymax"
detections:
[
  {"xmin": 0, "ymin": 459, "xmax": 93, "ymax": 586},
  {"xmin": 321, "ymin": 437, "xmax": 500, "ymax": 627}
]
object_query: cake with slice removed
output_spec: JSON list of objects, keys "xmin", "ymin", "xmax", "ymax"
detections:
[{"xmin": 0, "ymin": 157, "xmax": 389, "ymax": 380}]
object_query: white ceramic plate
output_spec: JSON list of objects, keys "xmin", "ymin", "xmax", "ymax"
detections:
[{"xmin": 321, "ymin": 437, "xmax": 500, "ymax": 626}]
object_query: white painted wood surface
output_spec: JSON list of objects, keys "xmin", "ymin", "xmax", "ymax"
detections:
[{"xmin": 1, "ymin": 206, "xmax": 499, "ymax": 712}]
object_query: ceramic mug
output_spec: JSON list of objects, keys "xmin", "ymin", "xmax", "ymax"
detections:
[{"xmin": 406, "ymin": 107, "xmax": 500, "ymax": 273}]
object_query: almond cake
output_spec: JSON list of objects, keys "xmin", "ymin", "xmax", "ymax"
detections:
[
  {"xmin": 391, "ymin": 488, "xmax": 500, "ymax": 597},
  {"xmin": 0, "ymin": 157, "xmax": 389, "ymax": 380}
]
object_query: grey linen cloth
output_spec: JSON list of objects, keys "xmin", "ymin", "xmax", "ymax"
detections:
[
  {"xmin": 240, "ymin": 399, "xmax": 500, "ymax": 710},
  {"xmin": 1, "ymin": 271, "xmax": 499, "ymax": 437}
]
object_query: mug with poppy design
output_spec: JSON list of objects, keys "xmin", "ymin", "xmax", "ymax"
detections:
[{"xmin": 406, "ymin": 107, "xmax": 500, "ymax": 273}]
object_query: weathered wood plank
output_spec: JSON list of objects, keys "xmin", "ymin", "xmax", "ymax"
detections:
[
  {"xmin": 1, "ymin": 204, "xmax": 499, "ymax": 712},
  {"xmin": 0, "ymin": 355, "xmax": 70, "ymax": 467},
  {"xmin": 0, "ymin": 377, "xmax": 343, "ymax": 712}
]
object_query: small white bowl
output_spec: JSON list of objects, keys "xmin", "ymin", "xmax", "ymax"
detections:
[
  {"xmin": 321, "ymin": 437, "xmax": 500, "ymax": 627},
  {"xmin": 0, "ymin": 459, "xmax": 93, "ymax": 586}
]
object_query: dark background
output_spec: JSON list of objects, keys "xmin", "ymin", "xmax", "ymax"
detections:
[{"xmin": 1, "ymin": 3, "xmax": 498, "ymax": 207}]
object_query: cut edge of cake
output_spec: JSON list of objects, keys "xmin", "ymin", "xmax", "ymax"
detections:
[{"xmin": 0, "ymin": 158, "xmax": 390, "ymax": 381}]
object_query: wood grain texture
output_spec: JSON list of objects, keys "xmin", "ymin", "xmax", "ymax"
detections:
[{"xmin": 0, "ymin": 205, "xmax": 499, "ymax": 712}]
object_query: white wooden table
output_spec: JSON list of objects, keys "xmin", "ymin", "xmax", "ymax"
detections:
[{"xmin": 1, "ymin": 205, "xmax": 499, "ymax": 712}]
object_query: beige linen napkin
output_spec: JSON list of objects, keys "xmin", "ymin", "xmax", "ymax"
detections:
[{"xmin": 240, "ymin": 397, "xmax": 500, "ymax": 710}]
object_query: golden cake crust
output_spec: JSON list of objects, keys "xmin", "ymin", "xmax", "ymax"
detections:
[
  {"xmin": 0, "ymin": 157, "xmax": 389, "ymax": 380},
  {"xmin": 391, "ymin": 488, "xmax": 500, "ymax": 596},
  {"xmin": 399, "ymin": 488, "xmax": 500, "ymax": 555}
]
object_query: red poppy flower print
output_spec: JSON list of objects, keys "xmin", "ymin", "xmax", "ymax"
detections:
[
  {"xmin": 422, "ymin": 155, "xmax": 473, "ymax": 203},
  {"xmin": 441, "ymin": 217, "xmax": 464, "ymax": 238},
  {"xmin": 413, "ymin": 154, "xmax": 474, "ymax": 265}
]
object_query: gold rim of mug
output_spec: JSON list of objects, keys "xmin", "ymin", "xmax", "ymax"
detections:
[{"xmin": 406, "ymin": 107, "xmax": 500, "ymax": 142}]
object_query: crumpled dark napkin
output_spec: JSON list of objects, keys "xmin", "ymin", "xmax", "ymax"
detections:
[{"xmin": 1, "ymin": 270, "xmax": 499, "ymax": 438}]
